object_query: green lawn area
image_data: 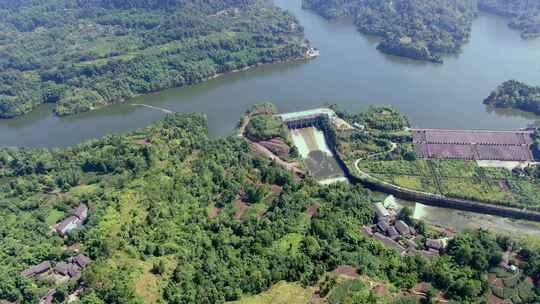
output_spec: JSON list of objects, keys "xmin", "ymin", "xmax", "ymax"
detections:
[
  {"xmin": 391, "ymin": 175, "xmax": 424, "ymax": 192},
  {"xmin": 431, "ymin": 160, "xmax": 478, "ymax": 178},
  {"xmin": 45, "ymin": 209, "xmax": 66, "ymax": 226},
  {"xmin": 68, "ymin": 184, "xmax": 99, "ymax": 198},
  {"xmin": 358, "ymin": 160, "xmax": 430, "ymax": 176},
  {"xmin": 229, "ymin": 281, "xmax": 314, "ymax": 304}
]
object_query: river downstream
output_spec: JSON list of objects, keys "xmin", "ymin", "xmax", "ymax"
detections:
[
  {"xmin": 389, "ymin": 196, "xmax": 540, "ymax": 236},
  {"xmin": 0, "ymin": 0, "xmax": 539, "ymax": 147}
]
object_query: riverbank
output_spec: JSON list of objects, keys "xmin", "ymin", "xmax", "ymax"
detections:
[{"xmin": 350, "ymin": 160, "xmax": 540, "ymax": 222}]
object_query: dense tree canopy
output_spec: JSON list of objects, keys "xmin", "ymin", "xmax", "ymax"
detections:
[
  {"xmin": 302, "ymin": 0, "xmax": 477, "ymax": 62},
  {"xmin": 0, "ymin": 0, "xmax": 308, "ymax": 118},
  {"xmin": 1, "ymin": 109, "xmax": 540, "ymax": 303},
  {"xmin": 302, "ymin": 0, "xmax": 540, "ymax": 62}
]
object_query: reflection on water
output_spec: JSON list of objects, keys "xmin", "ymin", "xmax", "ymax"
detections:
[
  {"xmin": 380, "ymin": 194, "xmax": 540, "ymax": 235},
  {"xmin": 485, "ymin": 105, "xmax": 540, "ymax": 122}
]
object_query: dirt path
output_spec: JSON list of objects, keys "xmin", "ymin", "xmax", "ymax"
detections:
[{"xmin": 241, "ymin": 113, "xmax": 305, "ymax": 178}]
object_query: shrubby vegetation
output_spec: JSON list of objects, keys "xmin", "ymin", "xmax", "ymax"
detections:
[
  {"xmin": 245, "ymin": 114, "xmax": 288, "ymax": 141},
  {"xmin": 484, "ymin": 80, "xmax": 540, "ymax": 115},
  {"xmin": 2, "ymin": 107, "xmax": 540, "ymax": 303},
  {"xmin": 0, "ymin": 0, "xmax": 308, "ymax": 118},
  {"xmin": 530, "ymin": 129, "xmax": 540, "ymax": 161}
]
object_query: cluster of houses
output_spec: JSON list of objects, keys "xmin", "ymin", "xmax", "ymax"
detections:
[
  {"xmin": 21, "ymin": 255, "xmax": 91, "ymax": 304},
  {"xmin": 20, "ymin": 205, "xmax": 91, "ymax": 303},
  {"xmin": 21, "ymin": 254, "xmax": 91, "ymax": 280},
  {"xmin": 54, "ymin": 204, "xmax": 88, "ymax": 236},
  {"xmin": 362, "ymin": 202, "xmax": 447, "ymax": 257}
]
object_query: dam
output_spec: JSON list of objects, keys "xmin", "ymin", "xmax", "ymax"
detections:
[{"xmin": 280, "ymin": 109, "xmax": 348, "ymax": 184}]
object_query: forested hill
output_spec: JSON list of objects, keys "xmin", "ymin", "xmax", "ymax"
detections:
[
  {"xmin": 479, "ymin": 0, "xmax": 540, "ymax": 39},
  {"xmin": 302, "ymin": 0, "xmax": 540, "ymax": 62},
  {"xmin": 2, "ymin": 106, "xmax": 540, "ymax": 303},
  {"xmin": 484, "ymin": 80, "xmax": 540, "ymax": 114},
  {"xmin": 302, "ymin": 0, "xmax": 477, "ymax": 63},
  {"xmin": 0, "ymin": 0, "xmax": 308, "ymax": 118}
]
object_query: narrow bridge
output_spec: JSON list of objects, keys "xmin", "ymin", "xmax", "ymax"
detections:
[{"xmin": 131, "ymin": 103, "xmax": 174, "ymax": 114}]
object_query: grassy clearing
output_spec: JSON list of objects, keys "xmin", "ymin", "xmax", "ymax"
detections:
[
  {"xmin": 440, "ymin": 178, "xmax": 511, "ymax": 203},
  {"xmin": 133, "ymin": 260, "xmax": 162, "ymax": 303},
  {"xmin": 68, "ymin": 184, "xmax": 99, "ymax": 198},
  {"xmin": 229, "ymin": 281, "xmax": 314, "ymax": 304},
  {"xmin": 392, "ymin": 175, "xmax": 424, "ymax": 191},
  {"xmin": 327, "ymin": 279, "xmax": 366, "ymax": 304},
  {"xmin": 44, "ymin": 209, "xmax": 65, "ymax": 226}
]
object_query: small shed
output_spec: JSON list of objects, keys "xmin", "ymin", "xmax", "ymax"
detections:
[
  {"xmin": 406, "ymin": 239, "xmax": 418, "ymax": 249},
  {"xmin": 54, "ymin": 262, "xmax": 71, "ymax": 276},
  {"xmin": 40, "ymin": 290, "xmax": 54, "ymax": 304},
  {"xmin": 67, "ymin": 264, "xmax": 82, "ymax": 280},
  {"xmin": 426, "ymin": 239, "xmax": 445, "ymax": 251},
  {"xmin": 377, "ymin": 220, "xmax": 390, "ymax": 233}
]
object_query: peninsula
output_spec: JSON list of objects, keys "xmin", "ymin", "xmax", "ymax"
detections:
[
  {"xmin": 484, "ymin": 80, "xmax": 540, "ymax": 115},
  {"xmin": 302, "ymin": 0, "xmax": 540, "ymax": 62}
]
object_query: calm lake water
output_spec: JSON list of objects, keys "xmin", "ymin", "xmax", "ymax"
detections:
[{"xmin": 0, "ymin": 0, "xmax": 539, "ymax": 148}]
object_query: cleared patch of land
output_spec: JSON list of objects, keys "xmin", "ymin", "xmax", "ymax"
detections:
[{"xmin": 228, "ymin": 281, "xmax": 315, "ymax": 304}]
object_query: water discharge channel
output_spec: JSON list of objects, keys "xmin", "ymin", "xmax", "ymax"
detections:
[
  {"xmin": 290, "ymin": 127, "xmax": 345, "ymax": 181},
  {"xmin": 1, "ymin": 0, "xmax": 539, "ymax": 234}
]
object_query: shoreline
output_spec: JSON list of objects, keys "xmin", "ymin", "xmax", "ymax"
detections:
[{"xmin": 4, "ymin": 50, "xmax": 320, "ymax": 121}]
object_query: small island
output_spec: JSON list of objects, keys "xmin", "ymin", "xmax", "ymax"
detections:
[{"xmin": 484, "ymin": 80, "xmax": 540, "ymax": 114}]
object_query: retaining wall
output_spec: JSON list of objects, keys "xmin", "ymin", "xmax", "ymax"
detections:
[{"xmin": 347, "ymin": 168, "xmax": 540, "ymax": 222}]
